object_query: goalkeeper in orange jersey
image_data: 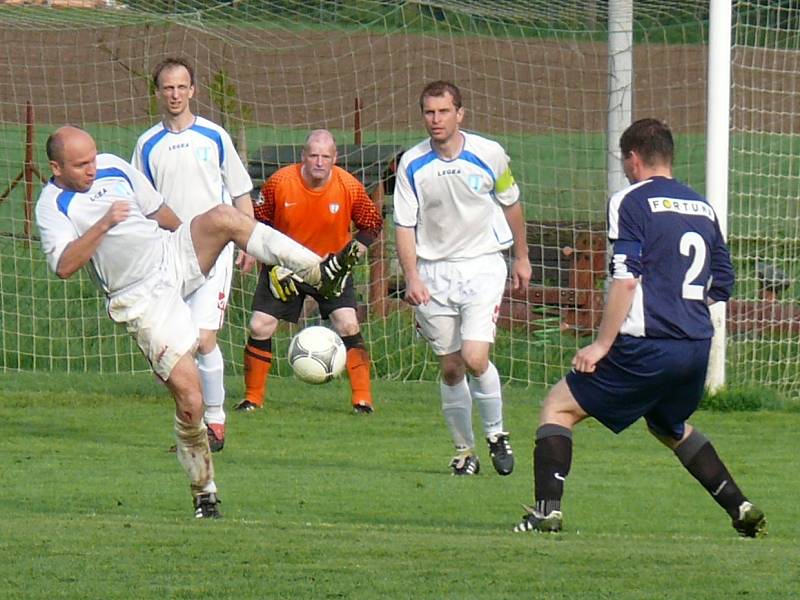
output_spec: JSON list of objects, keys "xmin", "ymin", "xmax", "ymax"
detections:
[{"xmin": 235, "ymin": 129, "xmax": 383, "ymax": 414}]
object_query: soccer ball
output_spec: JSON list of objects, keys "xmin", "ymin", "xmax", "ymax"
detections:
[{"xmin": 287, "ymin": 325, "xmax": 347, "ymax": 384}]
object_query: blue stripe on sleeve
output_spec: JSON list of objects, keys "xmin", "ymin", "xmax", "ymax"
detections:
[
  {"xmin": 190, "ymin": 123, "xmax": 224, "ymax": 167},
  {"xmin": 96, "ymin": 167, "xmax": 133, "ymax": 189},
  {"xmin": 140, "ymin": 128, "xmax": 169, "ymax": 185},
  {"xmin": 56, "ymin": 190, "xmax": 76, "ymax": 216},
  {"xmin": 406, "ymin": 150, "xmax": 438, "ymax": 200},
  {"xmin": 459, "ymin": 150, "xmax": 495, "ymax": 183}
]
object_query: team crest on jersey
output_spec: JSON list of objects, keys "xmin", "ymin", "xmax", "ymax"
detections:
[
  {"xmin": 195, "ymin": 146, "xmax": 211, "ymax": 162},
  {"xmin": 468, "ymin": 174, "xmax": 482, "ymax": 192},
  {"xmin": 329, "ymin": 203, "xmax": 340, "ymax": 214}
]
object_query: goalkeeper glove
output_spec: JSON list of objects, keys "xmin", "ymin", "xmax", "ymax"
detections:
[{"xmin": 268, "ymin": 265, "xmax": 302, "ymax": 301}]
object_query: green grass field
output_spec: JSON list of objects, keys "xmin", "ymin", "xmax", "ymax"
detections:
[{"xmin": 1, "ymin": 373, "xmax": 797, "ymax": 599}]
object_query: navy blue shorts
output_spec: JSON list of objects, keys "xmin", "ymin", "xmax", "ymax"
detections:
[
  {"xmin": 252, "ymin": 264, "xmax": 357, "ymax": 322},
  {"xmin": 566, "ymin": 335, "xmax": 711, "ymax": 439}
]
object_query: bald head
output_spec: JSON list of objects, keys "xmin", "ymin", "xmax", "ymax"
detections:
[
  {"xmin": 303, "ymin": 129, "xmax": 336, "ymax": 152},
  {"xmin": 301, "ymin": 129, "xmax": 337, "ymax": 189},
  {"xmin": 46, "ymin": 126, "xmax": 94, "ymax": 163},
  {"xmin": 47, "ymin": 126, "xmax": 98, "ymax": 192}
]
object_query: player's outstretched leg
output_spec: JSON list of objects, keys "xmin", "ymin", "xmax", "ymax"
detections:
[
  {"xmin": 672, "ymin": 427, "xmax": 766, "ymax": 537},
  {"xmin": 513, "ymin": 424, "xmax": 572, "ymax": 533}
]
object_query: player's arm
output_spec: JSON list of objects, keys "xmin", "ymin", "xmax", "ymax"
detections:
[
  {"xmin": 707, "ymin": 218, "xmax": 735, "ymax": 304},
  {"xmin": 55, "ymin": 201, "xmax": 131, "ymax": 279},
  {"xmin": 501, "ymin": 201, "xmax": 531, "ymax": 290},
  {"xmin": 393, "ymin": 156, "xmax": 429, "ymax": 306},
  {"xmin": 233, "ymin": 192, "xmax": 254, "ymax": 218},
  {"xmin": 147, "ymin": 203, "xmax": 181, "ymax": 231},
  {"xmin": 252, "ymin": 179, "xmax": 276, "ymax": 226},
  {"xmin": 492, "ymin": 151, "xmax": 531, "ymax": 290},
  {"xmin": 395, "ymin": 225, "xmax": 429, "ymax": 306},
  {"xmin": 350, "ymin": 181, "xmax": 383, "ymax": 259},
  {"xmin": 572, "ymin": 275, "xmax": 637, "ymax": 373}
]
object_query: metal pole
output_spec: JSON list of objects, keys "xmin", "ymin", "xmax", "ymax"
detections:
[
  {"xmin": 607, "ymin": 0, "xmax": 633, "ymax": 197},
  {"xmin": 706, "ymin": 0, "xmax": 733, "ymax": 392}
]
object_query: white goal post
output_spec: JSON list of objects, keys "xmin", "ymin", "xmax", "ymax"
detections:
[{"xmin": 705, "ymin": 0, "xmax": 732, "ymax": 392}]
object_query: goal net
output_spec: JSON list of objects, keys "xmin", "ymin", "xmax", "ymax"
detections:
[
  {"xmin": 727, "ymin": 0, "xmax": 800, "ymax": 400},
  {"xmin": 0, "ymin": 1, "xmax": 797, "ymax": 399}
]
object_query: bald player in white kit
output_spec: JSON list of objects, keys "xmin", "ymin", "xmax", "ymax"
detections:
[{"xmin": 36, "ymin": 125, "xmax": 356, "ymax": 518}]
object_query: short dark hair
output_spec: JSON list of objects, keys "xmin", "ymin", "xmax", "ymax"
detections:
[
  {"xmin": 619, "ymin": 118, "xmax": 674, "ymax": 167},
  {"xmin": 45, "ymin": 132, "xmax": 62, "ymax": 162},
  {"xmin": 152, "ymin": 57, "xmax": 195, "ymax": 88},
  {"xmin": 46, "ymin": 125, "xmax": 86, "ymax": 162},
  {"xmin": 419, "ymin": 80, "xmax": 462, "ymax": 111}
]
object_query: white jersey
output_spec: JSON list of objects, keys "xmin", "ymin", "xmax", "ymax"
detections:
[
  {"xmin": 36, "ymin": 153, "xmax": 169, "ymax": 296},
  {"xmin": 131, "ymin": 115, "xmax": 252, "ymax": 223},
  {"xmin": 393, "ymin": 131, "xmax": 520, "ymax": 261}
]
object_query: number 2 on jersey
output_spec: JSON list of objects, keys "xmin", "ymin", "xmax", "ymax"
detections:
[{"xmin": 679, "ymin": 231, "xmax": 706, "ymax": 300}]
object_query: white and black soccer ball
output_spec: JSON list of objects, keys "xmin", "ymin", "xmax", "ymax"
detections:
[{"xmin": 287, "ymin": 325, "xmax": 347, "ymax": 384}]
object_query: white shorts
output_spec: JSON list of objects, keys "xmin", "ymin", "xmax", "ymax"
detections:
[
  {"xmin": 107, "ymin": 223, "xmax": 206, "ymax": 380},
  {"xmin": 414, "ymin": 253, "xmax": 507, "ymax": 356},
  {"xmin": 185, "ymin": 242, "xmax": 233, "ymax": 331}
]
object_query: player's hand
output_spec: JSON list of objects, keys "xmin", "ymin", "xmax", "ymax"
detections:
[
  {"xmin": 268, "ymin": 265, "xmax": 302, "ymax": 301},
  {"xmin": 571, "ymin": 341, "xmax": 609, "ymax": 373},
  {"xmin": 403, "ymin": 276, "xmax": 430, "ymax": 306},
  {"xmin": 510, "ymin": 255, "xmax": 532, "ymax": 290},
  {"xmin": 236, "ymin": 250, "xmax": 256, "ymax": 273},
  {"xmin": 102, "ymin": 201, "xmax": 131, "ymax": 230}
]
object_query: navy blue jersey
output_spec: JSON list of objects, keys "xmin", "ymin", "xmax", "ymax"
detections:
[{"xmin": 608, "ymin": 176, "xmax": 734, "ymax": 339}]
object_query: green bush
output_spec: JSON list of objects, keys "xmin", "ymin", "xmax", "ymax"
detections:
[{"xmin": 700, "ymin": 385, "xmax": 784, "ymax": 412}]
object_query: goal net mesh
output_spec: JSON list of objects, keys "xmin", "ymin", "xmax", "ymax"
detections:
[{"xmin": 0, "ymin": 1, "xmax": 797, "ymax": 399}]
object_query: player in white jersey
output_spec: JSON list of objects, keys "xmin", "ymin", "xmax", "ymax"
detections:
[
  {"xmin": 394, "ymin": 81, "xmax": 532, "ymax": 476},
  {"xmin": 36, "ymin": 126, "xmax": 356, "ymax": 518},
  {"xmin": 131, "ymin": 57, "xmax": 255, "ymax": 452}
]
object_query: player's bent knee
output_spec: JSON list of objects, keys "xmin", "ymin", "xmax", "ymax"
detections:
[
  {"xmin": 334, "ymin": 321, "xmax": 360, "ymax": 338},
  {"xmin": 199, "ymin": 204, "xmax": 239, "ymax": 235},
  {"xmin": 249, "ymin": 312, "xmax": 279, "ymax": 338},
  {"xmin": 164, "ymin": 355, "xmax": 204, "ymax": 423},
  {"xmin": 540, "ymin": 379, "xmax": 585, "ymax": 427}
]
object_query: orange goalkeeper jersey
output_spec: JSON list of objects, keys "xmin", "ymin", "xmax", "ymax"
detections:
[{"xmin": 254, "ymin": 164, "xmax": 383, "ymax": 257}]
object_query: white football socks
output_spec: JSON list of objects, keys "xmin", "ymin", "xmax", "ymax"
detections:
[
  {"xmin": 440, "ymin": 378, "xmax": 475, "ymax": 452},
  {"xmin": 245, "ymin": 222, "xmax": 322, "ymax": 284},
  {"xmin": 198, "ymin": 344, "xmax": 225, "ymax": 425},
  {"xmin": 469, "ymin": 362, "xmax": 504, "ymax": 437}
]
